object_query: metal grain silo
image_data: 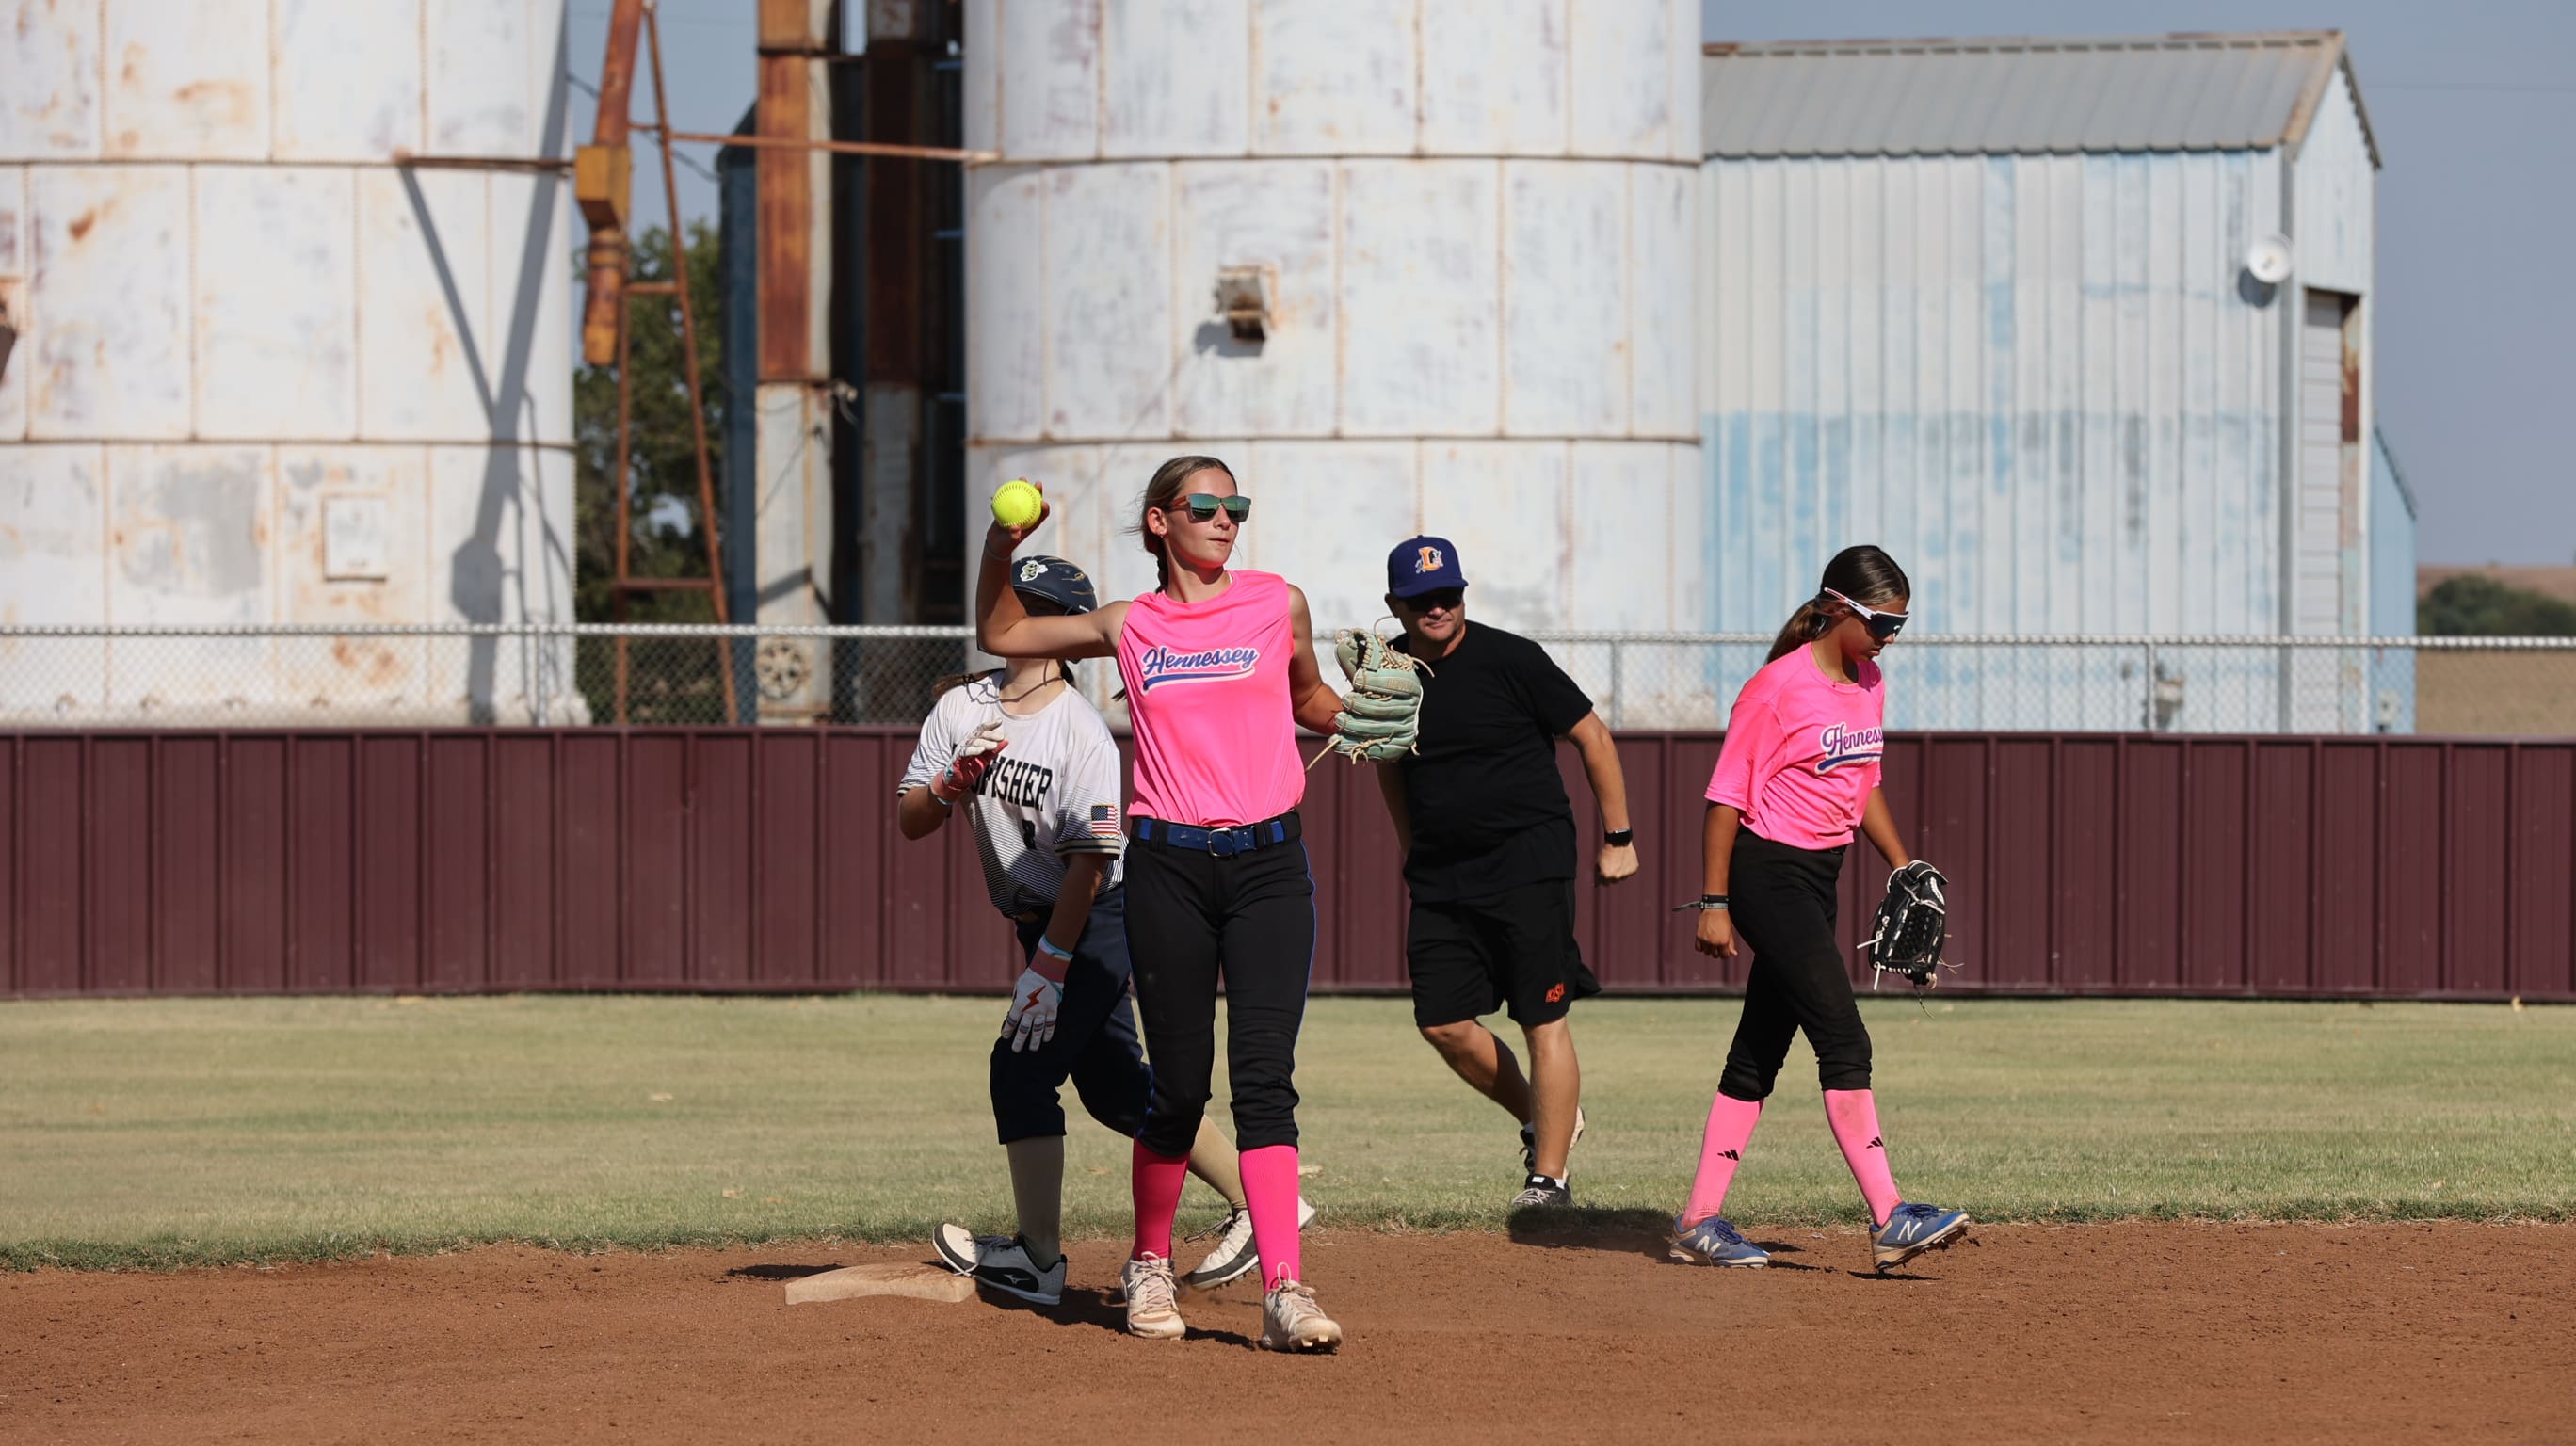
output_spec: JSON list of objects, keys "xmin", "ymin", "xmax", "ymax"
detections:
[
  {"xmin": 1699, "ymin": 33, "xmax": 2386, "ymax": 732},
  {"xmin": 0, "ymin": 0, "xmax": 574, "ymax": 722},
  {"xmin": 961, "ymin": 0, "xmax": 1704, "ymax": 719}
]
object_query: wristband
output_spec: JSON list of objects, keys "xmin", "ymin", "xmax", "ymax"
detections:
[
  {"xmin": 1603, "ymin": 828, "xmax": 1634, "ymax": 847},
  {"xmin": 1669, "ymin": 894, "xmax": 1730, "ymax": 913},
  {"xmin": 1035, "ymin": 936, "xmax": 1075, "ymax": 963}
]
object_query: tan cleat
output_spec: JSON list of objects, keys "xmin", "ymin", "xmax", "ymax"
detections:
[
  {"xmin": 1119, "ymin": 1254, "xmax": 1187, "ymax": 1340},
  {"xmin": 1257, "ymin": 1277, "xmax": 1343, "ymax": 1353}
]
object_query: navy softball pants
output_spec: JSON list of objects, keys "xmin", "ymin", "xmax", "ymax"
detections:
[{"xmin": 990, "ymin": 885, "xmax": 1152, "ymax": 1144}]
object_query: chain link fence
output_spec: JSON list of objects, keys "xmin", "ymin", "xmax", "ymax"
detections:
[
  {"xmin": 1, "ymin": 625, "xmax": 2569, "ymax": 736},
  {"xmin": 0, "ymin": 626, "xmax": 970, "ymax": 729}
]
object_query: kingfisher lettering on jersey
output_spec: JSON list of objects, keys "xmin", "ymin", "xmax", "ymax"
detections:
[
  {"xmin": 980, "ymin": 755, "xmax": 1056, "ymax": 809},
  {"xmin": 1816, "ymin": 722, "xmax": 1884, "ymax": 774},
  {"xmin": 1135, "ymin": 643, "xmax": 1261, "ymax": 693}
]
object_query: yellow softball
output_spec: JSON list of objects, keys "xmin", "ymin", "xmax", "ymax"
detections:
[{"xmin": 991, "ymin": 478, "xmax": 1044, "ymax": 530}]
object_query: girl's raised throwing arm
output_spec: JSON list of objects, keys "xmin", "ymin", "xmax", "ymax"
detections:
[{"xmin": 975, "ymin": 506, "xmax": 1124, "ymax": 660}]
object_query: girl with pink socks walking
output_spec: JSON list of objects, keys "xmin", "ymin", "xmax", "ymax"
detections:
[{"xmin": 1670, "ymin": 545, "xmax": 1972, "ymax": 1274}]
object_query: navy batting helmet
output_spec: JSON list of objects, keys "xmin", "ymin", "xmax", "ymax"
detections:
[{"xmin": 1010, "ymin": 554, "xmax": 1098, "ymax": 615}]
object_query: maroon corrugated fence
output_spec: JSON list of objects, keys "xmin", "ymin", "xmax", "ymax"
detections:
[{"xmin": 4, "ymin": 730, "xmax": 2571, "ymax": 1001}]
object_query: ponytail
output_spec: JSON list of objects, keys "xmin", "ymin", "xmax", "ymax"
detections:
[
  {"xmin": 1769, "ymin": 545, "xmax": 1914, "ymax": 663},
  {"xmin": 1766, "ymin": 596, "xmax": 1838, "ymax": 663}
]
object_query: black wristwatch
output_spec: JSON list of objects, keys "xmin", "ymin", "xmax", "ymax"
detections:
[{"xmin": 1603, "ymin": 828, "xmax": 1634, "ymax": 847}]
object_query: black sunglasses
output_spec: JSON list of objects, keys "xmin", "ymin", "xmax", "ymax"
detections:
[
  {"xmin": 1823, "ymin": 587, "xmax": 1908, "ymax": 641},
  {"xmin": 1167, "ymin": 493, "xmax": 1250, "ymax": 523}
]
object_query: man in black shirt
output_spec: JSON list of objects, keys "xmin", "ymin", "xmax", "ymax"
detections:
[{"xmin": 1373, "ymin": 536, "xmax": 1639, "ymax": 1208}]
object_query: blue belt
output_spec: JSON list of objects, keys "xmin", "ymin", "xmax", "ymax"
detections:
[{"xmin": 1131, "ymin": 812, "xmax": 1300, "ymax": 857}]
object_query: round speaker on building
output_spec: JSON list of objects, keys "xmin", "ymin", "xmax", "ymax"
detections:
[{"xmin": 2245, "ymin": 234, "xmax": 2295, "ymax": 285}]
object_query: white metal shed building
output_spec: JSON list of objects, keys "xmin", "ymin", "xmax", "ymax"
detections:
[{"xmin": 1698, "ymin": 33, "xmax": 2392, "ymax": 732}]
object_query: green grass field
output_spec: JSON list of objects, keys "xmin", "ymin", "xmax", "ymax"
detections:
[{"xmin": 3, "ymin": 994, "xmax": 2570, "ymax": 1270}]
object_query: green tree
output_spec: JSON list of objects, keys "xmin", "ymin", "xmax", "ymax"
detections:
[
  {"xmin": 2419, "ymin": 575, "xmax": 2576, "ymax": 636},
  {"xmin": 574, "ymin": 222, "xmax": 728, "ymax": 623}
]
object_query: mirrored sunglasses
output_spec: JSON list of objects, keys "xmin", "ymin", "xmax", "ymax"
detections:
[
  {"xmin": 1823, "ymin": 586, "xmax": 1908, "ymax": 641},
  {"xmin": 1168, "ymin": 493, "xmax": 1251, "ymax": 523}
]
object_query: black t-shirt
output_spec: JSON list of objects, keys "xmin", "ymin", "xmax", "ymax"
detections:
[{"xmin": 1393, "ymin": 623, "xmax": 1595, "ymax": 902}]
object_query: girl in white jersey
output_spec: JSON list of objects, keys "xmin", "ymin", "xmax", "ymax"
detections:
[
  {"xmin": 976, "ymin": 458, "xmax": 1357, "ymax": 1353},
  {"xmin": 901, "ymin": 556, "xmax": 1304, "ymax": 1307}
]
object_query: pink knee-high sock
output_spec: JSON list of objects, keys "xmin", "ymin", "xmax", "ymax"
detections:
[
  {"xmin": 1681, "ymin": 1092, "xmax": 1763, "ymax": 1226},
  {"xmin": 1824, "ymin": 1088, "xmax": 1902, "ymax": 1228},
  {"xmin": 1129, "ymin": 1140, "xmax": 1188, "ymax": 1262},
  {"xmin": 1238, "ymin": 1145, "xmax": 1304, "ymax": 1291}
]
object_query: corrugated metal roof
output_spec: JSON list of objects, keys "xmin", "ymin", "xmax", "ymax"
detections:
[{"xmin": 1703, "ymin": 32, "xmax": 2378, "ymax": 164}]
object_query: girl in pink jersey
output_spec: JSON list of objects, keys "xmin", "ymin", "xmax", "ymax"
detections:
[
  {"xmin": 975, "ymin": 455, "xmax": 1354, "ymax": 1352},
  {"xmin": 900, "ymin": 556, "xmax": 1303, "ymax": 1310},
  {"xmin": 1668, "ymin": 545, "xmax": 1972, "ymax": 1274}
]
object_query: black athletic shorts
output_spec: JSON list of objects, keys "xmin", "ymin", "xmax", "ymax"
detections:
[{"xmin": 1406, "ymin": 878, "xmax": 1601, "ymax": 1030}]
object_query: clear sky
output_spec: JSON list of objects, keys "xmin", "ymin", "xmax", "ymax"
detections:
[
  {"xmin": 567, "ymin": 0, "xmax": 2575, "ymax": 567},
  {"xmin": 563, "ymin": 2, "xmax": 755, "ymax": 232}
]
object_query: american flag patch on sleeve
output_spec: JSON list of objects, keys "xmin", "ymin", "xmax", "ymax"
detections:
[{"xmin": 1087, "ymin": 804, "xmax": 1122, "ymax": 840}]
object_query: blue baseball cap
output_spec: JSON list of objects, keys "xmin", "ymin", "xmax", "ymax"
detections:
[
  {"xmin": 1010, "ymin": 554, "xmax": 1098, "ymax": 615},
  {"xmin": 1387, "ymin": 537, "xmax": 1468, "ymax": 599}
]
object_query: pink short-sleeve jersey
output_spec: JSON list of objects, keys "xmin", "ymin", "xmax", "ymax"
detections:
[
  {"xmin": 1117, "ymin": 570, "xmax": 1306, "ymax": 827},
  {"xmin": 1704, "ymin": 649, "xmax": 1886, "ymax": 850}
]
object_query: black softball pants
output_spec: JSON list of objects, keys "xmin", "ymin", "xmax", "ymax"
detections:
[
  {"xmin": 1122, "ymin": 825, "xmax": 1315, "ymax": 1157},
  {"xmin": 1717, "ymin": 829, "xmax": 1874, "ymax": 1101}
]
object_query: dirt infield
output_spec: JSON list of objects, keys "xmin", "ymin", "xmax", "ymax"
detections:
[{"xmin": 5, "ymin": 1221, "xmax": 2568, "ymax": 1444}]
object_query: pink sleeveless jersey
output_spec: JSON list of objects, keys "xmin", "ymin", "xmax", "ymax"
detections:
[{"xmin": 1116, "ymin": 570, "xmax": 1304, "ymax": 827}]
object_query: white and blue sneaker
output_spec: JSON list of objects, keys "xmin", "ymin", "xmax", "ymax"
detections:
[
  {"xmin": 1667, "ymin": 1214, "xmax": 1771, "ymax": 1267},
  {"xmin": 1871, "ymin": 1202, "xmax": 1972, "ymax": 1271},
  {"xmin": 932, "ymin": 1224, "xmax": 1066, "ymax": 1305},
  {"xmin": 1183, "ymin": 1196, "xmax": 1320, "ymax": 1290}
]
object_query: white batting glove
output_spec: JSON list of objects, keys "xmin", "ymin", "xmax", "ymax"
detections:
[
  {"xmin": 1002, "ymin": 964, "xmax": 1065, "ymax": 1053},
  {"xmin": 934, "ymin": 721, "xmax": 1007, "ymax": 802}
]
